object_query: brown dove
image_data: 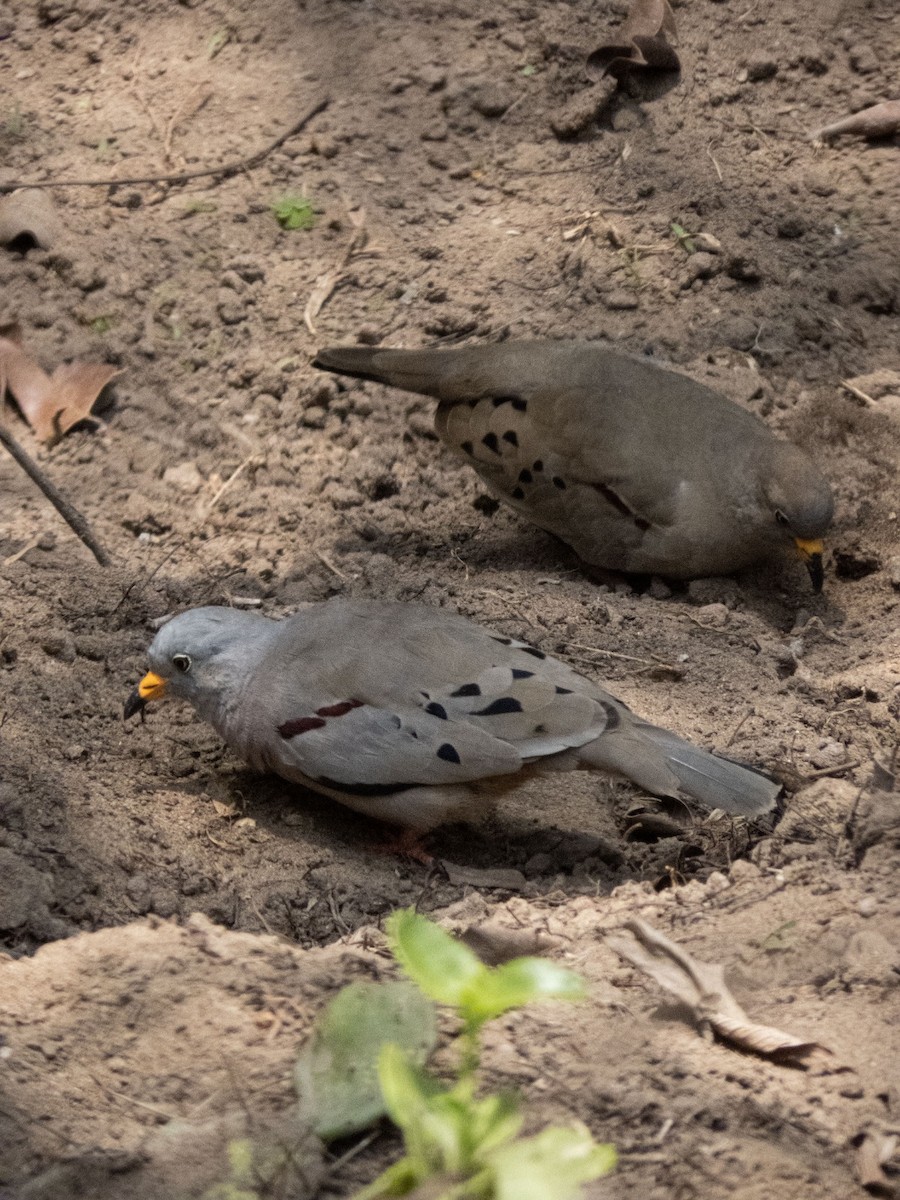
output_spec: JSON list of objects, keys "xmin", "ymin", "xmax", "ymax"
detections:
[
  {"xmin": 125, "ymin": 600, "xmax": 780, "ymax": 832},
  {"xmin": 313, "ymin": 341, "xmax": 833, "ymax": 588}
]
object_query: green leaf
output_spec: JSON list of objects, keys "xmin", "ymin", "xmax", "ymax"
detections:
[
  {"xmin": 461, "ymin": 957, "xmax": 586, "ymax": 1022},
  {"xmin": 466, "ymin": 1091, "xmax": 523, "ymax": 1159},
  {"xmin": 488, "ymin": 1124, "xmax": 617, "ymax": 1200},
  {"xmin": 295, "ymin": 980, "xmax": 436, "ymax": 1141},
  {"xmin": 272, "ymin": 193, "xmax": 316, "ymax": 231},
  {"xmin": 670, "ymin": 221, "xmax": 696, "ymax": 254},
  {"xmin": 387, "ymin": 909, "xmax": 486, "ymax": 1009},
  {"xmin": 351, "ymin": 1155, "xmax": 423, "ymax": 1200}
]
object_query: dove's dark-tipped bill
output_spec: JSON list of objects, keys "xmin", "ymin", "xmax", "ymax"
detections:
[
  {"xmin": 124, "ymin": 670, "xmax": 169, "ymax": 720},
  {"xmin": 795, "ymin": 538, "xmax": 825, "ymax": 593}
]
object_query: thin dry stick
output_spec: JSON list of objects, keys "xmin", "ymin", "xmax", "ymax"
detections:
[
  {"xmin": 0, "ymin": 423, "xmax": 111, "ymax": 566},
  {"xmin": 803, "ymin": 758, "xmax": 861, "ymax": 781},
  {"xmin": 0, "ymin": 96, "xmax": 331, "ymax": 192},
  {"xmin": 565, "ymin": 640, "xmax": 665, "ymax": 668}
]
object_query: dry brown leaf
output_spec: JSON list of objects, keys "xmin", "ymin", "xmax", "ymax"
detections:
[
  {"xmin": 812, "ymin": 99, "xmax": 900, "ymax": 143},
  {"xmin": 608, "ymin": 917, "xmax": 826, "ymax": 1062},
  {"xmin": 587, "ymin": 0, "xmax": 680, "ymax": 80},
  {"xmin": 460, "ymin": 919, "xmax": 561, "ymax": 966},
  {"xmin": 0, "ymin": 188, "xmax": 62, "ymax": 250},
  {"xmin": 303, "ymin": 208, "xmax": 371, "ymax": 335},
  {"xmin": 855, "ymin": 1129, "xmax": 898, "ymax": 1197},
  {"xmin": 0, "ymin": 323, "xmax": 122, "ymax": 444},
  {"xmin": 438, "ymin": 860, "xmax": 527, "ymax": 891}
]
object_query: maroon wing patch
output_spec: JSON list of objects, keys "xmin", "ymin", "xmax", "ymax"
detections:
[{"xmin": 278, "ymin": 699, "xmax": 364, "ymax": 739}]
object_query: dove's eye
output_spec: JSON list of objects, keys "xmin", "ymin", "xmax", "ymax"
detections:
[
  {"xmin": 774, "ymin": 510, "xmax": 790, "ymax": 527},
  {"xmin": 172, "ymin": 654, "xmax": 192, "ymax": 673}
]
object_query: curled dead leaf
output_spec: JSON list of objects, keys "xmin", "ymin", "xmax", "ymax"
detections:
[
  {"xmin": 0, "ymin": 322, "xmax": 122, "ymax": 444},
  {"xmin": 0, "ymin": 188, "xmax": 61, "ymax": 250},
  {"xmin": 587, "ymin": 0, "xmax": 680, "ymax": 81},
  {"xmin": 608, "ymin": 917, "xmax": 828, "ymax": 1063},
  {"xmin": 812, "ymin": 99, "xmax": 900, "ymax": 143}
]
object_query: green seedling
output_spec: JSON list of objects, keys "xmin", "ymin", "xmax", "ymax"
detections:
[
  {"xmin": 759, "ymin": 919, "xmax": 798, "ymax": 954},
  {"xmin": 183, "ymin": 199, "xmax": 219, "ymax": 216},
  {"xmin": 520, "ymin": 64, "xmax": 537, "ymax": 76},
  {"xmin": 208, "ymin": 28, "xmax": 230, "ymax": 58},
  {"xmin": 4, "ymin": 103, "xmax": 26, "ymax": 140},
  {"xmin": 671, "ymin": 221, "xmax": 696, "ymax": 254},
  {"xmin": 89, "ymin": 315, "xmax": 114, "ymax": 334},
  {"xmin": 296, "ymin": 909, "xmax": 615, "ymax": 1200},
  {"xmin": 272, "ymin": 194, "xmax": 316, "ymax": 232}
]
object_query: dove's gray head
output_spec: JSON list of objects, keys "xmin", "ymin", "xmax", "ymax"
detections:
[
  {"xmin": 760, "ymin": 442, "xmax": 835, "ymax": 590},
  {"xmin": 125, "ymin": 607, "xmax": 275, "ymax": 720}
]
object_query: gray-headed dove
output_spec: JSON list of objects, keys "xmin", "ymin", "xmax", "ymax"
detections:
[
  {"xmin": 125, "ymin": 600, "xmax": 780, "ymax": 831},
  {"xmin": 313, "ymin": 341, "xmax": 833, "ymax": 588}
]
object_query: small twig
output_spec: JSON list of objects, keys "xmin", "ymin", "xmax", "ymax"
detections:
[
  {"xmin": 725, "ymin": 707, "xmax": 753, "ymax": 748},
  {"xmin": 0, "ymin": 96, "xmax": 331, "ymax": 192},
  {"xmin": 314, "ymin": 547, "xmax": 349, "ymax": 580},
  {"xmin": 803, "ymin": 758, "xmax": 861, "ymax": 781},
  {"xmin": 565, "ymin": 641, "xmax": 664, "ymax": 668},
  {"xmin": 706, "ymin": 142, "xmax": 724, "ymax": 183},
  {"xmin": 3, "ymin": 534, "xmax": 42, "ymax": 565},
  {"xmin": 164, "ymin": 83, "xmax": 214, "ymax": 166},
  {"xmin": 0, "ymin": 422, "xmax": 111, "ymax": 565},
  {"xmin": 202, "ymin": 455, "xmax": 260, "ymax": 516},
  {"xmin": 89, "ymin": 1072, "xmax": 177, "ymax": 1119},
  {"xmin": 840, "ymin": 379, "xmax": 876, "ymax": 406},
  {"xmin": 322, "ymin": 1131, "xmax": 380, "ymax": 1182}
]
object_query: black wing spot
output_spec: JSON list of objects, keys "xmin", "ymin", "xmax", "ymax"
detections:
[
  {"xmin": 502, "ymin": 430, "xmax": 518, "ymax": 447},
  {"xmin": 461, "ymin": 440, "xmax": 474, "ymax": 456},
  {"xmin": 451, "ymin": 682, "xmax": 482, "ymax": 697},
  {"xmin": 593, "ymin": 481, "xmax": 652, "ymax": 532},
  {"xmin": 512, "ymin": 668, "xmax": 534, "ymax": 679},
  {"xmin": 511, "ymin": 397, "xmax": 527, "ymax": 412},
  {"xmin": 533, "ymin": 724, "xmax": 547, "ymax": 734},
  {"xmin": 552, "ymin": 476, "xmax": 566, "ymax": 490},
  {"xmin": 474, "ymin": 696, "xmax": 524, "ymax": 716},
  {"xmin": 482, "ymin": 431, "xmax": 501, "ymax": 455},
  {"xmin": 521, "ymin": 646, "xmax": 546, "ymax": 660},
  {"xmin": 491, "ymin": 636, "xmax": 512, "ymax": 646},
  {"xmin": 555, "ymin": 686, "xmax": 573, "ymax": 694},
  {"xmin": 425, "ymin": 701, "xmax": 448, "ymax": 720},
  {"xmin": 518, "ymin": 468, "xmax": 533, "ymax": 484},
  {"xmin": 532, "ymin": 459, "xmax": 544, "ymax": 472},
  {"xmin": 318, "ymin": 777, "xmax": 415, "ymax": 798},
  {"xmin": 437, "ymin": 742, "xmax": 461, "ymax": 764},
  {"xmin": 511, "ymin": 487, "xmax": 525, "ymax": 500}
]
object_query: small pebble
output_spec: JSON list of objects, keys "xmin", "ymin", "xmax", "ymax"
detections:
[
  {"xmin": 858, "ymin": 896, "xmax": 878, "ymax": 918},
  {"xmin": 162, "ymin": 461, "xmax": 204, "ymax": 494}
]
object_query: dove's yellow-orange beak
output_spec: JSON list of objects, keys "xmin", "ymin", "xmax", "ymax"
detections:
[
  {"xmin": 124, "ymin": 671, "xmax": 168, "ymax": 720},
  {"xmin": 795, "ymin": 538, "xmax": 825, "ymax": 593}
]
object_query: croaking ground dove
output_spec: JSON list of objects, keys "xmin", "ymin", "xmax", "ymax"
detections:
[
  {"xmin": 125, "ymin": 600, "xmax": 780, "ymax": 832},
  {"xmin": 313, "ymin": 340, "xmax": 833, "ymax": 588}
]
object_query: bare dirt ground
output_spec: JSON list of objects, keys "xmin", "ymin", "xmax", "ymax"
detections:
[{"xmin": 0, "ymin": 0, "xmax": 898, "ymax": 1195}]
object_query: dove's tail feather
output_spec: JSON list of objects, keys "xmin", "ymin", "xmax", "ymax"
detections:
[
  {"xmin": 313, "ymin": 345, "xmax": 457, "ymax": 398},
  {"xmin": 581, "ymin": 722, "xmax": 780, "ymax": 816},
  {"xmin": 314, "ymin": 343, "xmax": 521, "ymax": 402}
]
